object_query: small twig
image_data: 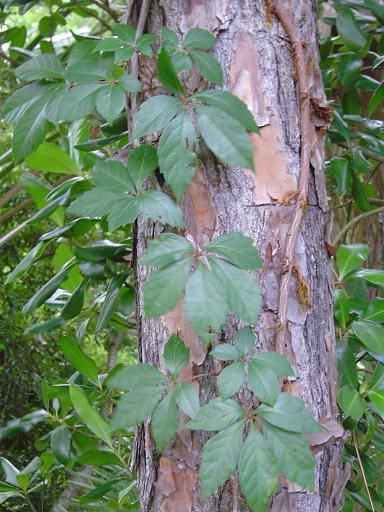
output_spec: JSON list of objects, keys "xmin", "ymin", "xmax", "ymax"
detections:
[
  {"xmin": 332, "ymin": 205, "xmax": 384, "ymax": 246},
  {"xmin": 353, "ymin": 431, "xmax": 375, "ymax": 512},
  {"xmin": 92, "ymin": 0, "xmax": 119, "ymax": 21},
  {"xmin": 0, "ymin": 182, "xmax": 23, "ymax": 209}
]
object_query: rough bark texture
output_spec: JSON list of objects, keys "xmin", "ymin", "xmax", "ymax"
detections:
[{"xmin": 134, "ymin": 1, "xmax": 345, "ymax": 510}]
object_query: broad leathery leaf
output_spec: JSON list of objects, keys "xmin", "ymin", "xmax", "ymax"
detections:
[
  {"xmin": 158, "ymin": 111, "xmax": 197, "ymax": 199},
  {"xmin": 175, "ymin": 382, "xmax": 200, "ymax": 418},
  {"xmin": 186, "ymin": 398, "xmax": 243, "ymax": 431},
  {"xmin": 79, "ymin": 480, "xmax": 120, "ymax": 506},
  {"xmin": 107, "ymin": 197, "xmax": 139, "ymax": 231},
  {"xmin": 60, "ymin": 336, "xmax": 98, "ymax": 382},
  {"xmin": 106, "ymin": 363, "xmax": 167, "ymax": 390},
  {"xmin": 22, "ymin": 263, "xmax": 76, "ymax": 314},
  {"xmin": 336, "ymin": 341, "xmax": 358, "ymax": 389},
  {"xmin": 51, "ymin": 425, "xmax": 72, "ymax": 465},
  {"xmin": 110, "ymin": 386, "xmax": 166, "ymax": 430},
  {"xmin": 96, "ymin": 85, "xmax": 126, "ymax": 122},
  {"xmin": 117, "ymin": 73, "xmax": 141, "ymax": 92},
  {"xmin": 258, "ymin": 393, "xmax": 321, "ymax": 433},
  {"xmin": 164, "ymin": 334, "xmax": 190, "ymax": 376},
  {"xmin": 77, "ymin": 449, "xmax": 122, "ymax": 467},
  {"xmin": 96, "ymin": 273, "xmax": 128, "ymax": 332},
  {"xmin": 152, "ymin": 391, "xmax": 179, "ymax": 451},
  {"xmin": 336, "ymin": 244, "xmax": 369, "ymax": 280},
  {"xmin": 157, "ymin": 46, "xmax": 184, "ymax": 95},
  {"xmin": 143, "ymin": 233, "xmax": 193, "ymax": 268},
  {"xmin": 248, "ymin": 359, "xmax": 279, "ymax": 405},
  {"xmin": 352, "ymin": 320, "xmax": 384, "ymax": 354},
  {"xmin": 334, "ymin": 289, "xmax": 350, "ymax": 329},
  {"xmin": 238, "ymin": 428, "xmax": 279, "ymax": 512},
  {"xmin": 75, "ymin": 132, "xmax": 128, "ymax": 151},
  {"xmin": 367, "ymin": 389, "xmax": 384, "ymax": 417},
  {"xmin": 189, "ymin": 51, "xmax": 223, "ymax": 84},
  {"xmin": 352, "ymin": 173, "xmax": 372, "ymax": 213},
  {"xmin": 205, "ymin": 232, "xmax": 262, "ymax": 270},
  {"xmin": 264, "ymin": 424, "xmax": 315, "ymax": 489},
  {"xmin": 194, "ymin": 90, "xmax": 259, "ymax": 132},
  {"xmin": 369, "ymin": 82, "xmax": 384, "ymax": 116},
  {"xmin": 210, "ymin": 344, "xmax": 241, "ymax": 361},
  {"xmin": 92, "ymin": 159, "xmax": 135, "ymax": 193},
  {"xmin": 41, "ymin": 219, "xmax": 97, "ymax": 242},
  {"xmin": 15, "ymin": 54, "xmax": 64, "ymax": 80},
  {"xmin": 68, "ymin": 189, "xmax": 125, "ymax": 218},
  {"xmin": 26, "ymin": 142, "xmax": 78, "ymax": 174},
  {"xmin": 184, "ymin": 262, "xmax": 228, "ymax": 339},
  {"xmin": 137, "ymin": 189, "xmax": 184, "ymax": 228},
  {"xmin": 336, "ymin": 8, "xmax": 367, "ymax": 50},
  {"xmin": 133, "ymin": 95, "xmax": 181, "ymax": 138},
  {"xmin": 353, "ymin": 269, "xmax": 384, "ymax": 286},
  {"xmin": 217, "ymin": 362, "xmax": 244, "ymax": 399},
  {"xmin": 200, "ymin": 420, "xmax": 244, "ymax": 498},
  {"xmin": 361, "ymin": 298, "xmax": 384, "ymax": 322},
  {"xmin": 235, "ymin": 327, "xmax": 256, "ymax": 356},
  {"xmin": 211, "ymin": 258, "xmax": 262, "ymax": 325},
  {"xmin": 337, "ymin": 385, "xmax": 365, "ymax": 421},
  {"xmin": 6, "ymin": 241, "xmax": 47, "ymax": 284},
  {"xmin": 127, "ymin": 144, "xmax": 158, "ymax": 189},
  {"xmin": 69, "ymin": 384, "xmax": 112, "ymax": 447},
  {"xmin": 183, "ymin": 28, "xmax": 215, "ymax": 50},
  {"xmin": 61, "ymin": 279, "xmax": 87, "ymax": 320},
  {"xmin": 73, "ymin": 240, "xmax": 128, "ymax": 262},
  {"xmin": 198, "ymin": 105, "xmax": 254, "ymax": 170},
  {"xmin": 144, "ymin": 257, "xmax": 192, "ymax": 317},
  {"xmin": 251, "ymin": 352, "xmax": 295, "ymax": 378},
  {"xmin": 0, "ymin": 458, "xmax": 19, "ymax": 487}
]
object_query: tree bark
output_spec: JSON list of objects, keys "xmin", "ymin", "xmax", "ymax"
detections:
[{"xmin": 135, "ymin": 1, "xmax": 345, "ymax": 510}]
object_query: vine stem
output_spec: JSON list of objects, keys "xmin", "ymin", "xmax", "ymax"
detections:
[
  {"xmin": 332, "ymin": 205, "xmax": 384, "ymax": 246},
  {"xmin": 268, "ymin": 0, "xmax": 312, "ymax": 353},
  {"xmin": 352, "ymin": 431, "xmax": 375, "ymax": 512}
]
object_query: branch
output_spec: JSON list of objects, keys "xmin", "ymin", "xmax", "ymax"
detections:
[
  {"xmin": 332, "ymin": 205, "xmax": 384, "ymax": 246},
  {"xmin": 0, "ymin": 183, "xmax": 23, "ymax": 209},
  {"xmin": 0, "ymin": 198, "xmax": 33, "ymax": 225},
  {"xmin": 269, "ymin": 1, "xmax": 312, "ymax": 353}
]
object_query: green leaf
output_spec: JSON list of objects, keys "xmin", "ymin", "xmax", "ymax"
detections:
[
  {"xmin": 6, "ymin": 241, "xmax": 46, "ymax": 284},
  {"xmin": 133, "ymin": 95, "xmax": 181, "ymax": 138},
  {"xmin": 111, "ymin": 386, "xmax": 166, "ymax": 430},
  {"xmin": 144, "ymin": 257, "xmax": 192, "ymax": 317},
  {"xmin": 193, "ymin": 90, "xmax": 259, "ymax": 132},
  {"xmin": 248, "ymin": 359, "xmax": 279, "ymax": 405},
  {"xmin": 200, "ymin": 420, "xmax": 244, "ymax": 498},
  {"xmin": 336, "ymin": 9, "xmax": 367, "ymax": 50},
  {"xmin": 136, "ymin": 34, "xmax": 156, "ymax": 55},
  {"xmin": 69, "ymin": 384, "xmax": 112, "ymax": 447},
  {"xmin": 77, "ymin": 449, "xmax": 123, "ymax": 467},
  {"xmin": 368, "ymin": 82, "xmax": 384, "ymax": 116},
  {"xmin": 64, "ymin": 58, "xmax": 112, "ymax": 82},
  {"xmin": 334, "ymin": 289, "xmax": 350, "ymax": 328},
  {"xmin": 51, "ymin": 425, "xmax": 72, "ymax": 465},
  {"xmin": 73, "ymin": 240, "xmax": 128, "ymax": 262},
  {"xmin": 235, "ymin": 327, "xmax": 256, "ymax": 356},
  {"xmin": 352, "ymin": 320, "xmax": 384, "ymax": 354},
  {"xmin": 353, "ymin": 269, "xmax": 384, "ymax": 286},
  {"xmin": 61, "ymin": 279, "xmax": 87, "ymax": 320},
  {"xmin": 198, "ymin": 105, "xmax": 254, "ymax": 169},
  {"xmin": 68, "ymin": 189, "xmax": 123, "ymax": 218},
  {"xmin": 152, "ymin": 391, "xmax": 179, "ymax": 451},
  {"xmin": 161, "ymin": 27, "xmax": 179, "ymax": 51},
  {"xmin": 127, "ymin": 144, "xmax": 158, "ymax": 189},
  {"xmin": 26, "ymin": 142, "xmax": 78, "ymax": 174},
  {"xmin": 143, "ymin": 233, "xmax": 193, "ymax": 268},
  {"xmin": 79, "ymin": 480, "xmax": 120, "ymax": 506},
  {"xmin": 107, "ymin": 197, "xmax": 139, "ymax": 231},
  {"xmin": 117, "ymin": 73, "xmax": 141, "ymax": 92},
  {"xmin": 258, "ymin": 393, "xmax": 321, "ymax": 433},
  {"xmin": 251, "ymin": 352, "xmax": 295, "ymax": 378},
  {"xmin": 175, "ymin": 382, "xmax": 200, "ymax": 418},
  {"xmin": 238, "ymin": 428, "xmax": 279, "ymax": 512},
  {"xmin": 96, "ymin": 85, "xmax": 126, "ymax": 122},
  {"xmin": 217, "ymin": 362, "xmax": 244, "ymax": 399},
  {"xmin": 164, "ymin": 334, "xmax": 190, "ymax": 376},
  {"xmin": 186, "ymin": 398, "xmax": 243, "ymax": 431},
  {"xmin": 15, "ymin": 54, "xmax": 64, "ymax": 80},
  {"xmin": 0, "ymin": 458, "xmax": 19, "ymax": 487},
  {"xmin": 58, "ymin": 84, "xmax": 103, "ymax": 121},
  {"xmin": 337, "ymin": 385, "xmax": 365, "ymax": 421},
  {"xmin": 336, "ymin": 244, "xmax": 369, "ymax": 280},
  {"xmin": 336, "ymin": 341, "xmax": 358, "ymax": 388},
  {"xmin": 367, "ymin": 389, "xmax": 384, "ymax": 417},
  {"xmin": 106, "ymin": 363, "xmax": 167, "ymax": 390},
  {"xmin": 183, "ymin": 28, "xmax": 215, "ymax": 50},
  {"xmin": 189, "ymin": 51, "xmax": 223, "ymax": 84},
  {"xmin": 22, "ymin": 263, "xmax": 76, "ymax": 314},
  {"xmin": 205, "ymin": 233, "xmax": 262, "ymax": 269},
  {"xmin": 157, "ymin": 47, "xmax": 184, "ymax": 95},
  {"xmin": 264, "ymin": 424, "xmax": 315, "ymax": 489},
  {"xmin": 138, "ymin": 189, "xmax": 184, "ymax": 228},
  {"xmin": 184, "ymin": 262, "xmax": 228, "ymax": 338},
  {"xmin": 111, "ymin": 24, "xmax": 135, "ymax": 43},
  {"xmin": 361, "ymin": 298, "xmax": 384, "ymax": 322},
  {"xmin": 158, "ymin": 112, "xmax": 197, "ymax": 199},
  {"xmin": 96, "ymin": 273, "xmax": 127, "ymax": 332},
  {"xmin": 210, "ymin": 344, "xmax": 241, "ymax": 361},
  {"xmin": 95, "ymin": 36, "xmax": 122, "ymax": 52},
  {"xmin": 211, "ymin": 258, "xmax": 262, "ymax": 325},
  {"xmin": 60, "ymin": 336, "xmax": 98, "ymax": 382}
]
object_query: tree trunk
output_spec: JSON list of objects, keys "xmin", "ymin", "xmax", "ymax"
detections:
[{"xmin": 134, "ymin": 1, "xmax": 346, "ymax": 510}]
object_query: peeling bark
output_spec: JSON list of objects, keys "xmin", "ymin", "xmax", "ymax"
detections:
[{"xmin": 135, "ymin": 1, "xmax": 344, "ymax": 510}]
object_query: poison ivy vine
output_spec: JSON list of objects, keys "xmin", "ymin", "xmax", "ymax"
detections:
[{"xmin": 2, "ymin": 23, "xmax": 321, "ymax": 512}]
